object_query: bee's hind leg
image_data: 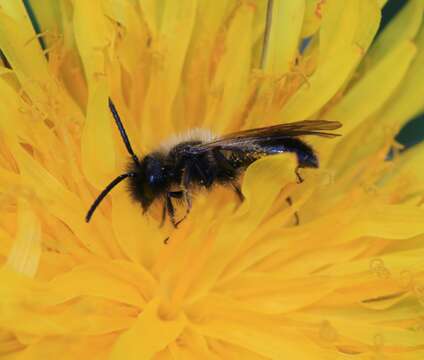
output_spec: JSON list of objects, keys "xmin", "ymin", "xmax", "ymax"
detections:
[
  {"xmin": 212, "ymin": 149, "xmax": 244, "ymax": 203},
  {"xmin": 286, "ymin": 196, "xmax": 300, "ymax": 226},
  {"xmin": 288, "ymin": 166, "xmax": 305, "ymax": 225},
  {"xmin": 295, "ymin": 167, "xmax": 304, "ymax": 184}
]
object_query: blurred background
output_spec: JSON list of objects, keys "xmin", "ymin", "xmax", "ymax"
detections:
[{"xmin": 21, "ymin": 0, "xmax": 423, "ymax": 150}]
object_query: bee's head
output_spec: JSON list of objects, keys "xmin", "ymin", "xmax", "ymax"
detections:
[{"xmin": 128, "ymin": 153, "xmax": 167, "ymax": 212}]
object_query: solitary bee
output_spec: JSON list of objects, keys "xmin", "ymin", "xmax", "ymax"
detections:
[{"xmin": 86, "ymin": 99, "xmax": 341, "ymax": 226}]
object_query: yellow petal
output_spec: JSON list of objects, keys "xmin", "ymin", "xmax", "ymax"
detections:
[
  {"xmin": 203, "ymin": 3, "xmax": 254, "ymax": 133},
  {"xmin": 73, "ymin": 0, "xmax": 113, "ymax": 85},
  {"xmin": 24, "ymin": 1, "xmax": 61, "ymax": 47},
  {"xmin": 0, "ymin": 78, "xmax": 29, "ymax": 142},
  {"xmin": 0, "ymin": 268, "xmax": 135, "ymax": 336},
  {"xmin": 137, "ymin": 0, "xmax": 160, "ymax": 37},
  {"xmin": 329, "ymin": 203, "xmax": 424, "ymax": 244},
  {"xmin": 141, "ymin": 0, "xmax": 197, "ymax": 147},
  {"xmin": 329, "ymin": 23, "xmax": 424, "ymax": 176},
  {"xmin": 376, "ymin": 25, "xmax": 424, "ymax": 128},
  {"xmin": 111, "ymin": 190, "xmax": 164, "ymax": 267},
  {"xmin": 5, "ymin": 199, "xmax": 41, "ymax": 277},
  {"xmin": 178, "ymin": 1, "xmax": 233, "ymax": 128},
  {"xmin": 380, "ymin": 142, "xmax": 424, "ymax": 200},
  {"xmin": 186, "ymin": 154, "xmax": 297, "ymax": 301},
  {"xmin": 263, "ymin": 0, "xmax": 305, "ymax": 76},
  {"xmin": 322, "ymin": 247, "xmax": 424, "ymax": 277},
  {"xmin": 0, "ymin": 3, "xmax": 52, "ymax": 106},
  {"xmin": 73, "ymin": 0, "xmax": 116, "ymax": 187},
  {"xmin": 110, "ymin": 298, "xmax": 186, "ymax": 360},
  {"xmin": 301, "ymin": 0, "xmax": 326, "ymax": 38},
  {"xmin": 215, "ymin": 274, "xmax": 338, "ymax": 314},
  {"xmin": 103, "ymin": 1, "xmax": 148, "ymax": 78},
  {"xmin": 322, "ymin": 318, "xmax": 424, "ymax": 348},
  {"xmin": 167, "ymin": 328, "xmax": 221, "ymax": 360},
  {"xmin": 49, "ymin": 264, "xmax": 146, "ymax": 308},
  {"xmin": 293, "ymin": 306, "xmax": 424, "ymax": 348},
  {"xmin": 81, "ymin": 81, "xmax": 117, "ymax": 188},
  {"xmin": 9, "ymin": 335, "xmax": 115, "ymax": 360},
  {"xmin": 221, "ymin": 226, "xmax": 362, "ymax": 281},
  {"xmin": 278, "ymin": 0, "xmax": 380, "ymax": 122},
  {"xmin": 191, "ymin": 299, "xmax": 327, "ymax": 359},
  {"xmin": 8, "ymin": 141, "xmax": 110, "ymax": 257},
  {"xmin": 324, "ymin": 40, "xmax": 416, "ymax": 138},
  {"xmin": 365, "ymin": 0, "xmax": 423, "ymax": 67},
  {"xmin": 207, "ymin": 339, "xmax": 269, "ymax": 360}
]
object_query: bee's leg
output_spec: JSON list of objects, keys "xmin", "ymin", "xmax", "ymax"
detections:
[
  {"xmin": 183, "ymin": 190, "xmax": 192, "ymax": 213},
  {"xmin": 175, "ymin": 193, "xmax": 192, "ymax": 227},
  {"xmin": 160, "ymin": 191, "xmax": 184, "ymax": 227},
  {"xmin": 174, "ymin": 170, "xmax": 193, "ymax": 227},
  {"xmin": 192, "ymin": 161, "xmax": 210, "ymax": 186},
  {"xmin": 159, "ymin": 201, "xmax": 167, "ymax": 228},
  {"xmin": 295, "ymin": 167, "xmax": 304, "ymax": 184},
  {"xmin": 290, "ymin": 167, "xmax": 303, "ymax": 224},
  {"xmin": 231, "ymin": 182, "xmax": 245, "ymax": 202},
  {"xmin": 212, "ymin": 149, "xmax": 243, "ymax": 202},
  {"xmin": 168, "ymin": 190, "xmax": 191, "ymax": 227},
  {"xmin": 213, "ymin": 149, "xmax": 236, "ymax": 175},
  {"xmin": 166, "ymin": 193, "xmax": 178, "ymax": 228},
  {"xmin": 285, "ymin": 196, "xmax": 300, "ymax": 225}
]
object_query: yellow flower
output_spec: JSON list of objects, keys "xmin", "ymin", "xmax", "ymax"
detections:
[{"xmin": 1, "ymin": 0, "xmax": 424, "ymax": 359}]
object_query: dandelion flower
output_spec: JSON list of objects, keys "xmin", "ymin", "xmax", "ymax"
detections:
[{"xmin": 1, "ymin": 1, "xmax": 424, "ymax": 359}]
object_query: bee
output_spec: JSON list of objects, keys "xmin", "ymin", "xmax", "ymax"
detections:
[{"xmin": 86, "ymin": 99, "xmax": 341, "ymax": 227}]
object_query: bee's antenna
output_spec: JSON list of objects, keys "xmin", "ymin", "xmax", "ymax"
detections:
[
  {"xmin": 108, "ymin": 98, "xmax": 141, "ymax": 167},
  {"xmin": 86, "ymin": 172, "xmax": 137, "ymax": 222}
]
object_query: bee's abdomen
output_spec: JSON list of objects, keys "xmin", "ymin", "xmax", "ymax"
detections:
[
  {"xmin": 224, "ymin": 137, "xmax": 318, "ymax": 169},
  {"xmin": 261, "ymin": 138, "xmax": 318, "ymax": 168},
  {"xmin": 226, "ymin": 150, "xmax": 262, "ymax": 169}
]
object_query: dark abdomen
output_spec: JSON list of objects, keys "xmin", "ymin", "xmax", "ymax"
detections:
[{"xmin": 226, "ymin": 137, "xmax": 319, "ymax": 169}]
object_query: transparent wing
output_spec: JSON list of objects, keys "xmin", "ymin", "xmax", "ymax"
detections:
[{"xmin": 187, "ymin": 120, "xmax": 342, "ymax": 153}]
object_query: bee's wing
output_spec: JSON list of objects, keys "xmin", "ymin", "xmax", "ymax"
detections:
[{"xmin": 188, "ymin": 120, "xmax": 342, "ymax": 153}]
